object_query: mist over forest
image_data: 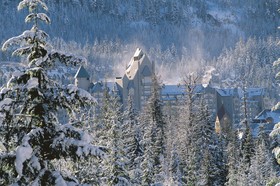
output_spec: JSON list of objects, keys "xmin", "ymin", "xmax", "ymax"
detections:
[
  {"xmin": 1, "ymin": 0, "xmax": 280, "ymax": 85},
  {"xmin": 2, "ymin": 1, "xmax": 280, "ymax": 185}
]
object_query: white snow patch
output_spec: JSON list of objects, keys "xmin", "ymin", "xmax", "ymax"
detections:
[
  {"xmin": 30, "ymin": 156, "xmax": 41, "ymax": 171},
  {"xmin": 0, "ymin": 98, "xmax": 13, "ymax": 111},
  {"xmin": 79, "ymin": 88, "xmax": 96, "ymax": 102},
  {"xmin": 0, "ymin": 88, "xmax": 11, "ymax": 95},
  {"xmin": 31, "ymin": 55, "xmax": 48, "ymax": 67},
  {"xmin": 12, "ymin": 71, "xmax": 24, "ymax": 78},
  {"xmin": 76, "ymin": 147, "xmax": 83, "ymax": 157},
  {"xmin": 272, "ymin": 147, "xmax": 280, "ymax": 160},
  {"xmin": 67, "ymin": 84, "xmax": 78, "ymax": 94},
  {"xmin": 0, "ymin": 142, "xmax": 6, "ymax": 152},
  {"xmin": 67, "ymin": 84, "xmax": 96, "ymax": 103},
  {"xmin": 53, "ymin": 171, "xmax": 67, "ymax": 186},
  {"xmin": 25, "ymin": 77, "xmax": 39, "ymax": 89},
  {"xmin": 15, "ymin": 136, "xmax": 33, "ymax": 177},
  {"xmin": 81, "ymin": 132, "xmax": 92, "ymax": 143}
]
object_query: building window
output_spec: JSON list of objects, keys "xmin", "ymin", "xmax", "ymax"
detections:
[{"xmin": 142, "ymin": 76, "xmax": 152, "ymax": 84}]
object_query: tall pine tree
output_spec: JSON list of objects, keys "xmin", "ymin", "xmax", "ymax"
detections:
[
  {"xmin": 141, "ymin": 75, "xmax": 167, "ymax": 185},
  {"xmin": 0, "ymin": 0, "xmax": 105, "ymax": 185},
  {"xmin": 123, "ymin": 93, "xmax": 143, "ymax": 185}
]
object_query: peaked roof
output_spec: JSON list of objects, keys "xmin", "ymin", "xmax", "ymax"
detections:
[
  {"xmin": 74, "ymin": 66, "xmax": 90, "ymax": 78},
  {"xmin": 128, "ymin": 80, "xmax": 135, "ymax": 89},
  {"xmin": 254, "ymin": 109, "xmax": 280, "ymax": 124},
  {"xmin": 142, "ymin": 66, "xmax": 152, "ymax": 76},
  {"xmin": 125, "ymin": 48, "xmax": 152, "ymax": 80},
  {"xmin": 217, "ymin": 105, "xmax": 226, "ymax": 120}
]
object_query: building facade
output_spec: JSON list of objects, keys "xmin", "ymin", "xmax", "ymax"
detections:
[{"xmin": 74, "ymin": 48, "xmax": 271, "ymax": 131}]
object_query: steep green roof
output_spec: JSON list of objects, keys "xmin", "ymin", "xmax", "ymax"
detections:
[{"xmin": 74, "ymin": 66, "xmax": 90, "ymax": 78}]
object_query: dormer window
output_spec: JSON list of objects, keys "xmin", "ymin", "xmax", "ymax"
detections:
[{"xmin": 133, "ymin": 48, "xmax": 143, "ymax": 61}]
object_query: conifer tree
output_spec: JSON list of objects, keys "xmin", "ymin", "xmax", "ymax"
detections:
[
  {"xmin": 180, "ymin": 74, "xmax": 199, "ymax": 185},
  {"xmin": 0, "ymin": 0, "xmax": 105, "ymax": 185},
  {"xmin": 241, "ymin": 124, "xmax": 254, "ymax": 166},
  {"xmin": 271, "ymin": 51, "xmax": 280, "ymax": 165},
  {"xmin": 225, "ymin": 131, "xmax": 240, "ymax": 186},
  {"xmin": 101, "ymin": 92, "xmax": 130, "ymax": 185},
  {"xmin": 169, "ymin": 145, "xmax": 183, "ymax": 185},
  {"xmin": 195, "ymin": 101, "xmax": 226, "ymax": 186},
  {"xmin": 141, "ymin": 127, "xmax": 155, "ymax": 186},
  {"xmin": 141, "ymin": 75, "xmax": 167, "ymax": 185},
  {"xmin": 248, "ymin": 126, "xmax": 276, "ymax": 185},
  {"xmin": 165, "ymin": 101, "xmax": 183, "ymax": 185},
  {"xmin": 123, "ymin": 94, "xmax": 143, "ymax": 185},
  {"xmin": 240, "ymin": 83, "xmax": 254, "ymax": 170}
]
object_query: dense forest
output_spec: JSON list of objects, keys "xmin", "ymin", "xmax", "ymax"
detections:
[
  {"xmin": 1, "ymin": 0, "xmax": 280, "ymax": 84},
  {"xmin": 1, "ymin": 0, "xmax": 280, "ymax": 185}
]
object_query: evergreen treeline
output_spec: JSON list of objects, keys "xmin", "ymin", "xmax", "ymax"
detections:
[
  {"xmin": 1, "ymin": 0, "xmax": 280, "ymax": 185},
  {"xmin": 1, "ymin": 0, "xmax": 280, "ymax": 61}
]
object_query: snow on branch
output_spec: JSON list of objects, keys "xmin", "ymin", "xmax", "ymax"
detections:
[
  {"xmin": 0, "ymin": 98, "xmax": 14, "ymax": 111},
  {"xmin": 15, "ymin": 136, "xmax": 33, "ymax": 177},
  {"xmin": 48, "ymin": 51, "xmax": 87, "ymax": 67},
  {"xmin": 27, "ymin": 50, "xmax": 87, "ymax": 68},
  {"xmin": 272, "ymin": 102, "xmax": 280, "ymax": 111},
  {"xmin": 25, "ymin": 13, "xmax": 51, "ymax": 24},
  {"xmin": 276, "ymin": 71, "xmax": 280, "ymax": 79},
  {"xmin": 273, "ymin": 58, "xmax": 280, "ymax": 67},
  {"xmin": 67, "ymin": 84, "xmax": 96, "ymax": 103},
  {"xmin": 270, "ymin": 123, "xmax": 280, "ymax": 137},
  {"xmin": 2, "ymin": 29, "xmax": 48, "ymax": 52},
  {"xmin": 52, "ymin": 124, "xmax": 107, "ymax": 159},
  {"xmin": 12, "ymin": 46, "xmax": 33, "ymax": 57},
  {"xmin": 18, "ymin": 0, "xmax": 48, "ymax": 11},
  {"xmin": 53, "ymin": 171, "xmax": 77, "ymax": 186}
]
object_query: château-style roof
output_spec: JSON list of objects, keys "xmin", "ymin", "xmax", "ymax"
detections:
[
  {"xmin": 125, "ymin": 48, "xmax": 150, "ymax": 80},
  {"xmin": 74, "ymin": 66, "xmax": 90, "ymax": 78}
]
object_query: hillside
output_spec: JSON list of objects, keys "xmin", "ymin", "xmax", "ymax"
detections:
[{"xmin": 1, "ymin": 0, "xmax": 280, "ymax": 83}]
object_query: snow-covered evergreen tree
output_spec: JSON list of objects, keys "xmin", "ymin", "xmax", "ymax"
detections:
[
  {"xmin": 141, "ymin": 127, "xmax": 156, "ymax": 186},
  {"xmin": 180, "ymin": 74, "xmax": 199, "ymax": 185},
  {"xmin": 0, "ymin": 0, "xmax": 105, "ymax": 185},
  {"xmin": 164, "ymin": 101, "xmax": 183, "ymax": 185},
  {"xmin": 240, "ymin": 123, "xmax": 254, "ymax": 167},
  {"xmin": 225, "ymin": 131, "xmax": 240, "ymax": 186},
  {"xmin": 169, "ymin": 145, "xmax": 183, "ymax": 186},
  {"xmin": 271, "ymin": 53, "xmax": 280, "ymax": 165},
  {"xmin": 248, "ymin": 126, "xmax": 276, "ymax": 185},
  {"xmin": 101, "ymin": 92, "xmax": 130, "ymax": 185},
  {"xmin": 123, "ymin": 94, "xmax": 143, "ymax": 185},
  {"xmin": 195, "ymin": 101, "xmax": 226, "ymax": 186},
  {"xmin": 140, "ymin": 75, "xmax": 167, "ymax": 185}
]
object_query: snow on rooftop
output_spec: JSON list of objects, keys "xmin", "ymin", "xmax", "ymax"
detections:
[
  {"xmin": 161, "ymin": 85, "xmax": 185, "ymax": 95},
  {"xmin": 255, "ymin": 109, "xmax": 280, "ymax": 124},
  {"xmin": 134, "ymin": 48, "xmax": 143, "ymax": 59},
  {"xmin": 216, "ymin": 88, "xmax": 235, "ymax": 97},
  {"xmin": 216, "ymin": 87, "xmax": 265, "ymax": 97}
]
